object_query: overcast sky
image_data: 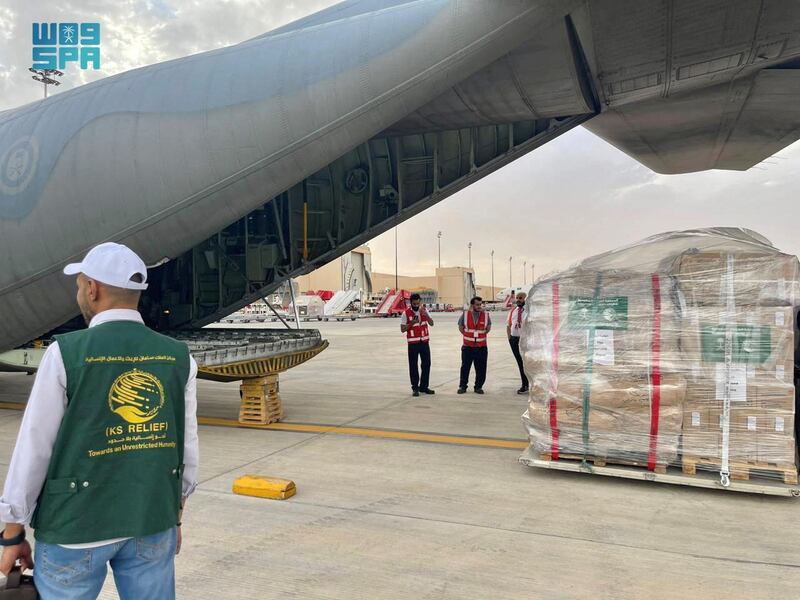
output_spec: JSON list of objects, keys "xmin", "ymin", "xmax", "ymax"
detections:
[{"xmin": 3, "ymin": 0, "xmax": 799, "ymax": 289}]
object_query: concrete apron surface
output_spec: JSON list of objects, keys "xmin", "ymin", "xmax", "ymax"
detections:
[{"xmin": 0, "ymin": 312, "xmax": 797, "ymax": 599}]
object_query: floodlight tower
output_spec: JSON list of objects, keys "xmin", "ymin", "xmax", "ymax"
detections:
[{"xmin": 29, "ymin": 67, "xmax": 63, "ymax": 98}]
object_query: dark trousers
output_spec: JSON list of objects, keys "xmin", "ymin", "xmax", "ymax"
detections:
[
  {"xmin": 459, "ymin": 345, "xmax": 488, "ymax": 389},
  {"xmin": 408, "ymin": 342, "xmax": 431, "ymax": 391},
  {"xmin": 509, "ymin": 336, "xmax": 528, "ymax": 388}
]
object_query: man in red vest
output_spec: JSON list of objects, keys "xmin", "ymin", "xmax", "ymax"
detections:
[
  {"xmin": 507, "ymin": 291, "xmax": 529, "ymax": 394},
  {"xmin": 400, "ymin": 293, "xmax": 435, "ymax": 397},
  {"xmin": 458, "ymin": 296, "xmax": 491, "ymax": 394}
]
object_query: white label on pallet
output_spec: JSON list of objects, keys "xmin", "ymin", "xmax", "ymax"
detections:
[
  {"xmin": 776, "ymin": 417, "xmax": 785, "ymax": 432},
  {"xmin": 747, "ymin": 364, "xmax": 756, "ymax": 379},
  {"xmin": 692, "ymin": 411, "xmax": 701, "ymax": 427},
  {"xmin": 776, "ymin": 311, "xmax": 786, "ymax": 327},
  {"xmin": 776, "ymin": 364, "xmax": 785, "ymax": 381},
  {"xmin": 716, "ymin": 364, "xmax": 747, "ymax": 402},
  {"xmin": 593, "ymin": 330, "xmax": 615, "ymax": 366},
  {"xmin": 692, "ymin": 362, "xmax": 702, "ymax": 379},
  {"xmin": 747, "ymin": 416, "xmax": 757, "ymax": 431}
]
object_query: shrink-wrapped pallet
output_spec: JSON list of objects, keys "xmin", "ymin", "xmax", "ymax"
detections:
[
  {"xmin": 522, "ymin": 228, "xmax": 799, "ymax": 484},
  {"xmin": 676, "ymin": 267, "xmax": 798, "ymax": 482},
  {"xmin": 523, "ymin": 268, "xmax": 684, "ymax": 469}
]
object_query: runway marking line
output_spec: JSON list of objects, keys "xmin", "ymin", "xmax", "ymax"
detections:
[
  {"xmin": 198, "ymin": 417, "xmax": 528, "ymax": 449},
  {"xmin": 0, "ymin": 401, "xmax": 527, "ymax": 450}
]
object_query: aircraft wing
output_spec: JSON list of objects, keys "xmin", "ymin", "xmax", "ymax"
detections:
[{"xmin": 584, "ymin": 65, "xmax": 800, "ymax": 174}]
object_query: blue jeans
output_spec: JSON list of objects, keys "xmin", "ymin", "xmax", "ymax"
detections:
[{"xmin": 34, "ymin": 528, "xmax": 177, "ymax": 600}]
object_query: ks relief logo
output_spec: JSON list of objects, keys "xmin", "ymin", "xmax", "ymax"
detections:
[
  {"xmin": 108, "ymin": 369, "xmax": 165, "ymax": 424},
  {"xmin": 32, "ymin": 22, "xmax": 101, "ymax": 70}
]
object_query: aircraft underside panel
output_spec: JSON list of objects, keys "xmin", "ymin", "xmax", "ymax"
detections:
[
  {"xmin": 584, "ymin": 65, "xmax": 800, "ymax": 174},
  {"xmin": 146, "ymin": 114, "xmax": 592, "ymax": 329}
]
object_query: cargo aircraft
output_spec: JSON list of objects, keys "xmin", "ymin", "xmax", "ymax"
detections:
[{"xmin": 3, "ymin": 0, "xmax": 800, "ymax": 354}]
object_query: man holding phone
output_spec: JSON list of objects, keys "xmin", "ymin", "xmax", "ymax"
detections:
[
  {"xmin": 507, "ymin": 291, "xmax": 529, "ymax": 394},
  {"xmin": 400, "ymin": 293, "xmax": 435, "ymax": 397}
]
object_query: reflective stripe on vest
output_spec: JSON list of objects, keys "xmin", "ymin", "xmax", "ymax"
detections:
[
  {"xmin": 405, "ymin": 308, "xmax": 430, "ymax": 344},
  {"xmin": 463, "ymin": 310, "xmax": 488, "ymax": 347}
]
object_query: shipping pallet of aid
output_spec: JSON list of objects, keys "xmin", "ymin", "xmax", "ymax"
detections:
[{"xmin": 520, "ymin": 229, "xmax": 800, "ymax": 497}]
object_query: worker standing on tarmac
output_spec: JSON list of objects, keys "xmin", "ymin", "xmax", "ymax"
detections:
[
  {"xmin": 458, "ymin": 296, "xmax": 491, "ymax": 394},
  {"xmin": 0, "ymin": 243, "xmax": 199, "ymax": 600},
  {"xmin": 401, "ymin": 293, "xmax": 435, "ymax": 397},
  {"xmin": 507, "ymin": 291, "xmax": 529, "ymax": 394}
]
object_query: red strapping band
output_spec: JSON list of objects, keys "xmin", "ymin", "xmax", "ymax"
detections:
[
  {"xmin": 549, "ymin": 282, "xmax": 560, "ymax": 460},
  {"xmin": 647, "ymin": 274, "xmax": 662, "ymax": 471}
]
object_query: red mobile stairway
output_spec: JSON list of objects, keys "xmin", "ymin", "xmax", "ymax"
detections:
[{"xmin": 376, "ymin": 289, "xmax": 410, "ymax": 316}]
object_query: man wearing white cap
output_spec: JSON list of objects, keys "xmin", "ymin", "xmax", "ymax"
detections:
[{"xmin": 0, "ymin": 243, "xmax": 199, "ymax": 599}]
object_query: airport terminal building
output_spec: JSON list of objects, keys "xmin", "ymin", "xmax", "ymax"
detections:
[{"xmin": 296, "ymin": 247, "xmax": 501, "ymax": 307}]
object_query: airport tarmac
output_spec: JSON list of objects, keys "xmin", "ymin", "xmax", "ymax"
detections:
[{"xmin": 0, "ymin": 312, "xmax": 798, "ymax": 599}]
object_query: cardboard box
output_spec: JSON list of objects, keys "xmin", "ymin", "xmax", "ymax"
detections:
[
  {"xmin": 758, "ymin": 411, "xmax": 795, "ymax": 436},
  {"xmin": 550, "ymin": 374, "xmax": 686, "ymax": 409},
  {"xmin": 684, "ymin": 378, "xmax": 795, "ymax": 411},
  {"xmin": 756, "ymin": 383, "xmax": 796, "ymax": 412},
  {"xmin": 757, "ymin": 436, "xmax": 797, "ymax": 465},
  {"xmin": 681, "ymin": 405, "xmax": 796, "ymax": 464},
  {"xmin": 674, "ymin": 251, "xmax": 800, "ymax": 306},
  {"xmin": 525, "ymin": 375, "xmax": 685, "ymax": 464},
  {"xmin": 684, "ymin": 381, "xmax": 761, "ymax": 411},
  {"xmin": 525, "ymin": 271, "xmax": 682, "ymax": 380},
  {"xmin": 731, "ymin": 431, "xmax": 760, "ymax": 461},
  {"xmin": 681, "ymin": 430, "xmax": 720, "ymax": 458},
  {"xmin": 680, "ymin": 306, "xmax": 794, "ymax": 376},
  {"xmin": 683, "ymin": 406, "xmax": 712, "ymax": 431},
  {"xmin": 682, "ymin": 429, "xmax": 759, "ymax": 462}
]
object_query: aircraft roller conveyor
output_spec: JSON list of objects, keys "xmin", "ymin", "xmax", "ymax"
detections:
[{"xmin": 0, "ymin": 328, "xmax": 328, "ymax": 425}]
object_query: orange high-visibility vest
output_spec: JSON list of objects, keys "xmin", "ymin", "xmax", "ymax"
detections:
[
  {"xmin": 404, "ymin": 308, "xmax": 430, "ymax": 344},
  {"xmin": 463, "ymin": 310, "xmax": 488, "ymax": 347}
]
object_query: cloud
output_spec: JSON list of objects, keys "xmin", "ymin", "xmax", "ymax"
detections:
[
  {"xmin": 0, "ymin": 0, "xmax": 336, "ymax": 109},
  {"xmin": 0, "ymin": 6, "xmax": 15, "ymax": 40}
]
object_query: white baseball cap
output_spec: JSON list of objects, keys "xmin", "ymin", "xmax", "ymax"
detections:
[{"xmin": 63, "ymin": 243, "xmax": 149, "ymax": 290}]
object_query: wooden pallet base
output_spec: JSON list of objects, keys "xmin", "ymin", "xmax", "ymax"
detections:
[
  {"xmin": 537, "ymin": 452, "xmax": 668, "ymax": 475},
  {"xmin": 519, "ymin": 448, "xmax": 800, "ymax": 497},
  {"xmin": 239, "ymin": 375, "xmax": 284, "ymax": 425},
  {"xmin": 682, "ymin": 455, "xmax": 798, "ymax": 485}
]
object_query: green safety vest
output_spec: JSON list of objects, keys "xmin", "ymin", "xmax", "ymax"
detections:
[{"xmin": 31, "ymin": 320, "xmax": 190, "ymax": 544}]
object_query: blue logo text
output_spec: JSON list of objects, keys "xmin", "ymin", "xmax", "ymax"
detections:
[{"xmin": 32, "ymin": 23, "xmax": 101, "ymax": 70}]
